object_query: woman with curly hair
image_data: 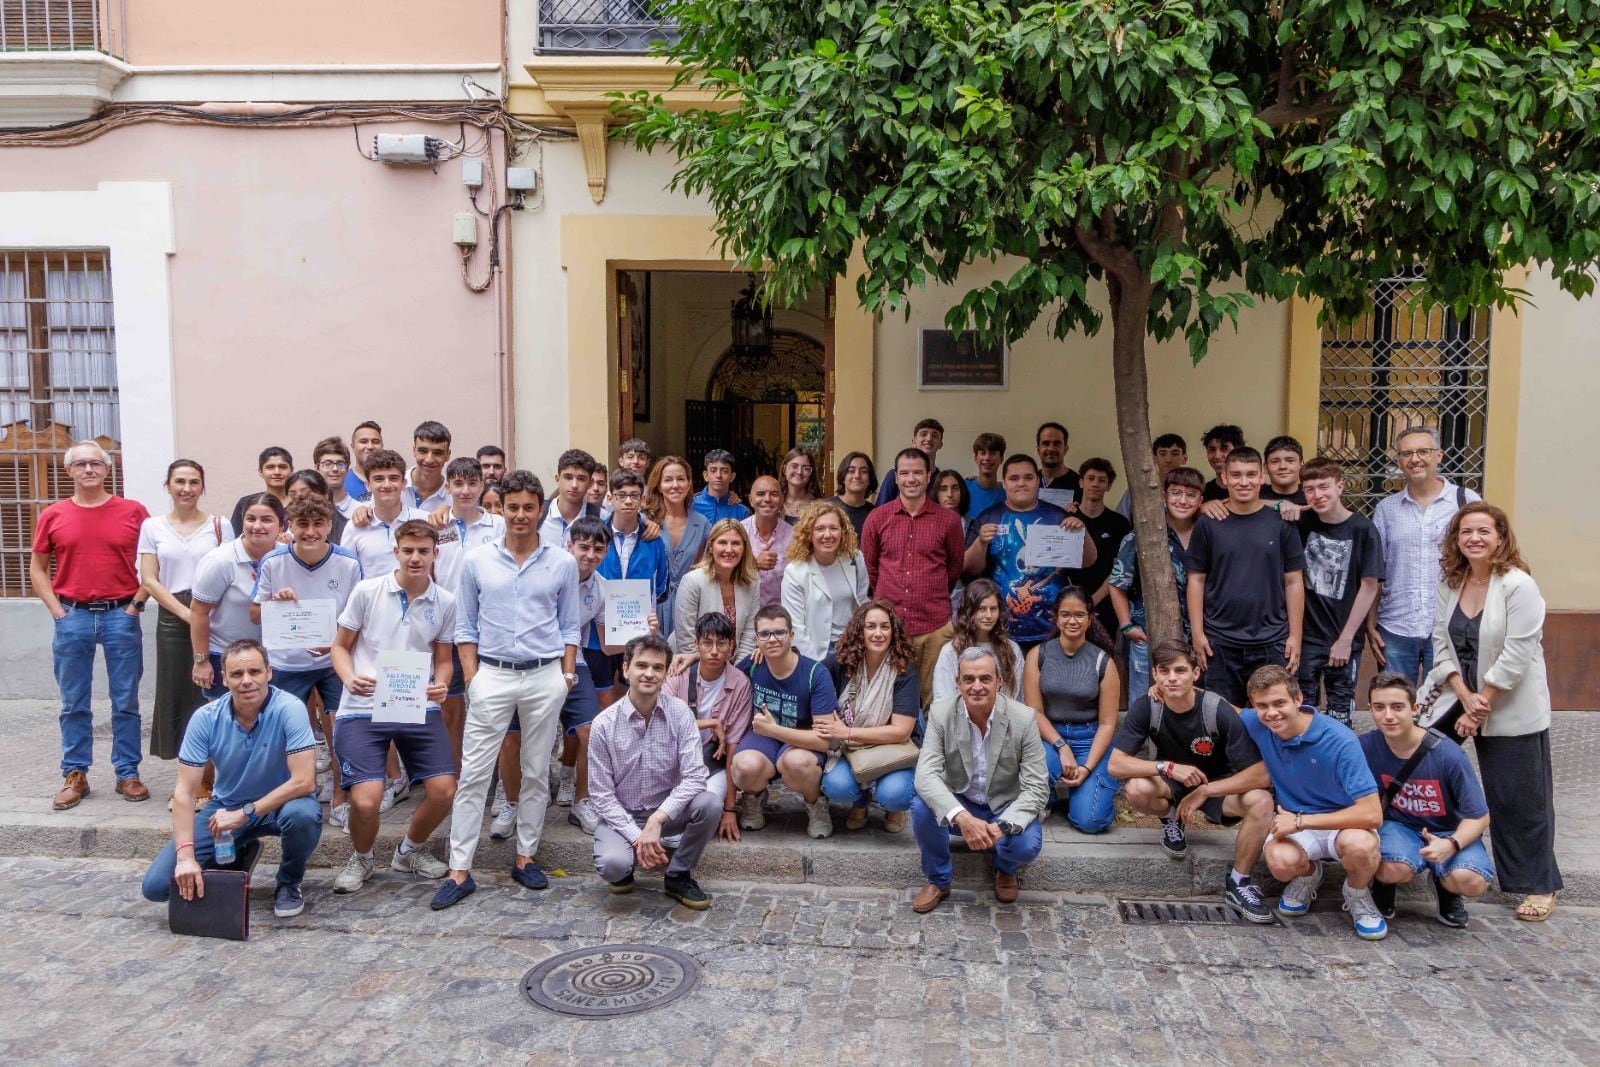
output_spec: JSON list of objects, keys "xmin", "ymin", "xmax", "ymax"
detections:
[
  {"xmin": 644, "ymin": 455, "xmax": 710, "ymax": 637},
  {"xmin": 780, "ymin": 447, "xmax": 823, "ymax": 523},
  {"xmin": 671, "ymin": 518, "xmax": 762, "ymax": 669},
  {"xmin": 782, "ymin": 500, "xmax": 870, "ymax": 660},
  {"xmin": 1024, "ymin": 586, "xmax": 1121, "ymax": 834},
  {"xmin": 1424, "ymin": 502, "xmax": 1560, "ymax": 920},
  {"xmin": 817, "ymin": 600, "xmax": 922, "ymax": 832},
  {"xmin": 932, "ymin": 579, "xmax": 1023, "ymax": 702}
]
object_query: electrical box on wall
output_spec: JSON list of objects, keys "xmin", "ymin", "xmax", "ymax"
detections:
[
  {"xmin": 461, "ymin": 159, "xmax": 484, "ymax": 187},
  {"xmin": 507, "ymin": 167, "xmax": 538, "ymax": 192},
  {"xmin": 372, "ymin": 134, "xmax": 436, "ymax": 164},
  {"xmin": 452, "ymin": 212, "xmax": 478, "ymax": 248}
]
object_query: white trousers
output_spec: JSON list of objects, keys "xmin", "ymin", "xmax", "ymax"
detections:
[{"xmin": 448, "ymin": 662, "xmax": 567, "ymax": 870}]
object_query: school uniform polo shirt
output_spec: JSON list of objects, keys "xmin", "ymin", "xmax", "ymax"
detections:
[
  {"xmin": 334, "ymin": 574, "xmax": 458, "ymax": 718},
  {"xmin": 404, "ymin": 469, "xmax": 452, "ymax": 514},
  {"xmin": 250, "ymin": 544, "xmax": 365, "ymax": 671},
  {"xmin": 436, "ymin": 510, "xmax": 506, "ymax": 597},
  {"xmin": 191, "ymin": 539, "xmax": 265, "ymax": 652},
  {"xmin": 178, "ymin": 687, "xmax": 318, "ymax": 809},
  {"xmin": 338, "ymin": 506, "xmax": 430, "ymax": 578}
]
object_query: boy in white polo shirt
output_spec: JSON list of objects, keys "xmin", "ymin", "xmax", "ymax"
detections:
[
  {"xmin": 405, "ymin": 421, "xmax": 454, "ymax": 514},
  {"xmin": 330, "ymin": 520, "xmax": 459, "ymax": 894},
  {"xmin": 341, "ymin": 449, "xmax": 430, "ymax": 577},
  {"xmin": 436, "ymin": 456, "xmax": 505, "ymax": 761}
]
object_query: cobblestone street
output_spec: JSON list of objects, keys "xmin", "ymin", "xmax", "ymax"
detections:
[{"xmin": 5, "ymin": 856, "xmax": 1598, "ymax": 1065}]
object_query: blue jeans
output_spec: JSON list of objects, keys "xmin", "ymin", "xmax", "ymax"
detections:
[
  {"xmin": 911, "ymin": 794, "xmax": 1043, "ymax": 888},
  {"xmin": 201, "ymin": 652, "xmax": 226, "ymax": 701},
  {"xmin": 1126, "ymin": 639, "xmax": 1150, "ymax": 704},
  {"xmin": 1044, "ymin": 723, "xmax": 1117, "ymax": 833},
  {"xmin": 821, "ymin": 760, "xmax": 916, "ymax": 812},
  {"xmin": 1378, "ymin": 626, "xmax": 1433, "ymax": 686},
  {"xmin": 53, "ymin": 605, "xmax": 144, "ymax": 779},
  {"xmin": 141, "ymin": 795, "xmax": 323, "ymax": 900}
]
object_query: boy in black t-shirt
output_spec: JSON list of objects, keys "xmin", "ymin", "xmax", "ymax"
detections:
[
  {"xmin": 1296, "ymin": 458, "xmax": 1385, "ymax": 725},
  {"xmin": 1074, "ymin": 457, "xmax": 1132, "ymax": 638},
  {"xmin": 1110, "ymin": 640, "xmax": 1275, "ymax": 922},
  {"xmin": 1260, "ymin": 435, "xmax": 1308, "ymax": 510},
  {"xmin": 1199, "ymin": 424, "xmax": 1245, "ymax": 502},
  {"xmin": 1186, "ymin": 447, "xmax": 1306, "ymax": 706}
]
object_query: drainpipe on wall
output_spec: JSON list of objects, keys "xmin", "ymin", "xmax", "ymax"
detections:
[{"xmin": 495, "ymin": 126, "xmax": 515, "ymax": 465}]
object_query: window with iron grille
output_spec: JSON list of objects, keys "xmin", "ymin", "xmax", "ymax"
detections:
[
  {"xmin": 1315, "ymin": 272, "xmax": 1490, "ymax": 516},
  {"xmin": 0, "ymin": 249, "xmax": 122, "ymax": 597},
  {"xmin": 536, "ymin": 0, "xmax": 678, "ymax": 53},
  {"xmin": 0, "ymin": 0, "xmax": 124, "ymax": 56}
]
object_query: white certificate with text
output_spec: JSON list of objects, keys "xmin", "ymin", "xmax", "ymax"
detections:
[
  {"xmin": 1025, "ymin": 524, "xmax": 1085, "ymax": 569},
  {"xmin": 372, "ymin": 651, "xmax": 430, "ymax": 725},
  {"xmin": 261, "ymin": 598, "xmax": 337, "ymax": 650}
]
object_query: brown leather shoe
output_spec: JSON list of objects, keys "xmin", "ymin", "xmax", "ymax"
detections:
[
  {"xmin": 53, "ymin": 770, "xmax": 90, "ymax": 810},
  {"xmin": 115, "ymin": 777, "xmax": 151, "ymax": 803},
  {"xmin": 911, "ymin": 883, "xmax": 951, "ymax": 914},
  {"xmin": 994, "ymin": 870, "xmax": 1019, "ymax": 903}
]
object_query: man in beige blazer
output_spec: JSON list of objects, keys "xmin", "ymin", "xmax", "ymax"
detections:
[{"xmin": 911, "ymin": 646, "xmax": 1050, "ymax": 912}]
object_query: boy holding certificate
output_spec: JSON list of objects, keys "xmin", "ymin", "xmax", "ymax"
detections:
[{"xmin": 329, "ymin": 520, "xmax": 459, "ymax": 895}]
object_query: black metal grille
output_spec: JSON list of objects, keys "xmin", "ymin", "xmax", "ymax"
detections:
[
  {"xmin": 1118, "ymin": 899, "xmax": 1266, "ymax": 926},
  {"xmin": 1316, "ymin": 272, "xmax": 1491, "ymax": 515},
  {"xmin": 537, "ymin": 0, "xmax": 678, "ymax": 53}
]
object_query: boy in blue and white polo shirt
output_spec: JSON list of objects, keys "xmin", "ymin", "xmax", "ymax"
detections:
[{"xmin": 340, "ymin": 448, "xmax": 430, "ymax": 577}]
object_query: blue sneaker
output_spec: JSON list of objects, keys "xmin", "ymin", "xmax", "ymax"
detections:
[
  {"xmin": 430, "ymin": 874, "xmax": 477, "ymax": 911},
  {"xmin": 1342, "ymin": 883, "xmax": 1389, "ymax": 940},
  {"xmin": 273, "ymin": 884, "xmax": 305, "ymax": 918},
  {"xmin": 510, "ymin": 861, "xmax": 549, "ymax": 891},
  {"xmin": 1276, "ymin": 861, "xmax": 1322, "ymax": 917}
]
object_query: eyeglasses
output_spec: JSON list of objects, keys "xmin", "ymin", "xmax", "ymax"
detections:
[
  {"xmin": 1395, "ymin": 448, "xmax": 1440, "ymax": 460},
  {"xmin": 612, "ymin": 492, "xmax": 642, "ymax": 503},
  {"xmin": 318, "ymin": 460, "xmax": 350, "ymax": 471},
  {"xmin": 755, "ymin": 628, "xmax": 792, "ymax": 641},
  {"xmin": 67, "ymin": 460, "xmax": 107, "ymax": 470},
  {"xmin": 1057, "ymin": 610, "xmax": 1091, "ymax": 621},
  {"xmin": 696, "ymin": 639, "xmax": 733, "ymax": 651}
]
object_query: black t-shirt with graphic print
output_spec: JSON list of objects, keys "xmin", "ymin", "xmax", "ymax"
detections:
[
  {"xmin": 1295, "ymin": 511, "xmax": 1385, "ymax": 653},
  {"xmin": 1112, "ymin": 693, "xmax": 1263, "ymax": 782}
]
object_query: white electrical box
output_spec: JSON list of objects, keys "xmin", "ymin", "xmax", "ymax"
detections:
[
  {"xmin": 373, "ymin": 134, "xmax": 435, "ymax": 164},
  {"xmin": 507, "ymin": 167, "xmax": 538, "ymax": 192},
  {"xmin": 461, "ymin": 159, "xmax": 484, "ymax": 187},
  {"xmin": 452, "ymin": 212, "xmax": 478, "ymax": 248}
]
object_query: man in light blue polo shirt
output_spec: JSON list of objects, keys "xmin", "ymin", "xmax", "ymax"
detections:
[
  {"xmin": 140, "ymin": 638, "xmax": 322, "ymax": 919},
  {"xmin": 1239, "ymin": 665, "xmax": 1386, "ymax": 941}
]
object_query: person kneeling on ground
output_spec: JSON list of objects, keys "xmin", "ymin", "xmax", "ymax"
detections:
[
  {"xmin": 1108, "ymin": 639, "xmax": 1275, "ymax": 923},
  {"xmin": 140, "ymin": 638, "xmax": 323, "ymax": 920},
  {"xmin": 1362, "ymin": 671, "xmax": 1493, "ymax": 929},
  {"xmin": 588, "ymin": 634, "xmax": 720, "ymax": 909},
  {"xmin": 910, "ymin": 647, "xmax": 1049, "ymax": 913},
  {"xmin": 1242, "ymin": 665, "xmax": 1387, "ymax": 940}
]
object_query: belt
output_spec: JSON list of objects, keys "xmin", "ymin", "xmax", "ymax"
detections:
[
  {"xmin": 478, "ymin": 655, "xmax": 562, "ymax": 672},
  {"xmin": 59, "ymin": 596, "xmax": 135, "ymax": 612}
]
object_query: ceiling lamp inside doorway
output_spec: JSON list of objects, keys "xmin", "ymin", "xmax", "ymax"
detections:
[{"xmin": 730, "ymin": 275, "xmax": 774, "ymax": 371}]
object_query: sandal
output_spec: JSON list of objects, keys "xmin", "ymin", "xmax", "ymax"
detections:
[{"xmin": 1515, "ymin": 893, "xmax": 1556, "ymax": 922}]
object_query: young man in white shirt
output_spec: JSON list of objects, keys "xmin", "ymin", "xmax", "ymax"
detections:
[
  {"xmin": 539, "ymin": 449, "xmax": 602, "ymax": 547},
  {"xmin": 475, "ymin": 445, "xmax": 506, "ymax": 486},
  {"xmin": 404, "ymin": 421, "xmax": 454, "ymax": 514},
  {"xmin": 341, "ymin": 449, "xmax": 430, "ymax": 577},
  {"xmin": 329, "ymin": 521, "xmax": 458, "ymax": 893},
  {"xmin": 435, "ymin": 456, "xmax": 505, "ymax": 762},
  {"xmin": 313, "ymin": 437, "xmax": 361, "ymax": 519}
]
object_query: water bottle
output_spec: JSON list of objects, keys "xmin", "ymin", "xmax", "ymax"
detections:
[{"xmin": 214, "ymin": 829, "xmax": 235, "ymax": 865}]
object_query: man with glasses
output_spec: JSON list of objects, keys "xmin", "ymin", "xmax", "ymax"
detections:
[
  {"xmin": 728, "ymin": 605, "xmax": 838, "ymax": 838},
  {"xmin": 1368, "ymin": 426, "xmax": 1480, "ymax": 684},
  {"xmin": 32, "ymin": 441, "xmax": 152, "ymax": 810},
  {"xmin": 313, "ymin": 437, "xmax": 359, "ymax": 519},
  {"xmin": 663, "ymin": 613, "xmax": 754, "ymax": 841}
]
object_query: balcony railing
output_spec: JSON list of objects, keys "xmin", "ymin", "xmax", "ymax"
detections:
[
  {"xmin": 537, "ymin": 0, "xmax": 677, "ymax": 54},
  {"xmin": 0, "ymin": 0, "xmax": 125, "ymax": 59}
]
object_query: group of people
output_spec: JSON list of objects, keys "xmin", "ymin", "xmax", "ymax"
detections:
[{"xmin": 29, "ymin": 413, "xmax": 1561, "ymax": 931}]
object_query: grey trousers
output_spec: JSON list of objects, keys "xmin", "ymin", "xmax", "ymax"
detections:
[{"xmin": 593, "ymin": 790, "xmax": 722, "ymax": 883}]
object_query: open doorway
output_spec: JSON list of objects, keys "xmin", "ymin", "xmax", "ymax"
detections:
[{"xmin": 616, "ymin": 269, "xmax": 833, "ymax": 493}]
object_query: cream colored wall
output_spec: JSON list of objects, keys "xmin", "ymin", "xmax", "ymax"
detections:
[
  {"xmin": 1512, "ymin": 267, "xmax": 1600, "ymax": 610},
  {"xmin": 872, "ymin": 259, "xmax": 1293, "ymax": 479},
  {"xmin": 126, "ymin": 0, "xmax": 502, "ymax": 66}
]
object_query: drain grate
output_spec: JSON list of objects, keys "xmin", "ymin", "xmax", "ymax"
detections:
[
  {"xmin": 521, "ymin": 944, "xmax": 701, "ymax": 1017},
  {"xmin": 1118, "ymin": 899, "xmax": 1267, "ymax": 926}
]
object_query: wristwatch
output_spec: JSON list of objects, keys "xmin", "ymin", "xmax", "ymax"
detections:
[
  {"xmin": 1051, "ymin": 737, "xmax": 1068, "ymax": 751},
  {"xmin": 562, "ymin": 672, "xmax": 579, "ymax": 685},
  {"xmin": 242, "ymin": 802, "xmax": 256, "ymax": 818},
  {"xmin": 131, "ymin": 600, "xmax": 147, "ymax": 613},
  {"xmin": 193, "ymin": 653, "xmax": 209, "ymax": 664}
]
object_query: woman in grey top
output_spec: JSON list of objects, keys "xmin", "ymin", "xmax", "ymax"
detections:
[{"xmin": 1023, "ymin": 587, "xmax": 1121, "ymax": 833}]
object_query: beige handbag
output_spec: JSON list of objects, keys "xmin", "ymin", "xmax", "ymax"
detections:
[{"xmin": 844, "ymin": 741, "xmax": 921, "ymax": 784}]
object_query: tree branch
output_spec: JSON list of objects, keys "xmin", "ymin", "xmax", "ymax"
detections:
[{"xmin": 1256, "ymin": 93, "xmax": 1344, "ymax": 129}]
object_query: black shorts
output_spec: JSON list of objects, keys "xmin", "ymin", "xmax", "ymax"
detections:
[{"xmin": 1168, "ymin": 778, "xmax": 1240, "ymax": 827}]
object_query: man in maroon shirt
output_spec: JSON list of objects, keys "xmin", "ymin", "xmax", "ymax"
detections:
[
  {"xmin": 29, "ymin": 441, "xmax": 150, "ymax": 810},
  {"xmin": 860, "ymin": 446, "xmax": 965, "ymax": 706}
]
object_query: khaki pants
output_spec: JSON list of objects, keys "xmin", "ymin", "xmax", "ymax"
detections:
[{"xmin": 909, "ymin": 622, "xmax": 953, "ymax": 709}]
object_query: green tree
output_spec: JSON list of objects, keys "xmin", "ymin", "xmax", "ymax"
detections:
[{"xmin": 623, "ymin": 0, "xmax": 1600, "ymax": 643}]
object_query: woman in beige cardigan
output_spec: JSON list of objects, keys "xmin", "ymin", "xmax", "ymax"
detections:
[
  {"xmin": 1424, "ymin": 502, "xmax": 1561, "ymax": 920},
  {"xmin": 671, "ymin": 518, "xmax": 762, "ymax": 672}
]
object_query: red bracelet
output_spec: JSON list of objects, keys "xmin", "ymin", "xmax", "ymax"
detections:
[{"xmin": 176, "ymin": 842, "xmax": 195, "ymax": 853}]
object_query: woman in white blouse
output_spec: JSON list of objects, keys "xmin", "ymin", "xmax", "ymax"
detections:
[
  {"xmin": 782, "ymin": 501, "xmax": 870, "ymax": 660},
  {"xmin": 671, "ymin": 518, "xmax": 762, "ymax": 671},
  {"xmin": 138, "ymin": 459, "xmax": 232, "ymax": 764},
  {"xmin": 1425, "ymin": 502, "xmax": 1561, "ymax": 921}
]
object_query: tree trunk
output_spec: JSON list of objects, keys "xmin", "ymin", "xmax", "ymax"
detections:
[{"xmin": 1108, "ymin": 272, "xmax": 1183, "ymax": 648}]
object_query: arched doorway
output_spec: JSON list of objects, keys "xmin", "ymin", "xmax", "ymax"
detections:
[{"xmin": 686, "ymin": 329, "xmax": 826, "ymax": 488}]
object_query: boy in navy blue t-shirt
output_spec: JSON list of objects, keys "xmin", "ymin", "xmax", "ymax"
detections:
[{"xmin": 1239, "ymin": 666, "xmax": 1388, "ymax": 940}]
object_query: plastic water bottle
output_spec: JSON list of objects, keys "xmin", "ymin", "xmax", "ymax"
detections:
[{"xmin": 214, "ymin": 830, "xmax": 235, "ymax": 865}]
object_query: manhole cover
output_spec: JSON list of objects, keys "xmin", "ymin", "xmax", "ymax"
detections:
[
  {"xmin": 521, "ymin": 944, "xmax": 701, "ymax": 1017},
  {"xmin": 1117, "ymin": 899, "xmax": 1272, "ymax": 926}
]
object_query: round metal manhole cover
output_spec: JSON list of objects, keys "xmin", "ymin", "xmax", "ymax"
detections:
[{"xmin": 521, "ymin": 945, "xmax": 701, "ymax": 1017}]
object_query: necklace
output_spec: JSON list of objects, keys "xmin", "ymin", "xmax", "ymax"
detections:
[{"xmin": 1467, "ymin": 575, "xmax": 1490, "ymax": 586}]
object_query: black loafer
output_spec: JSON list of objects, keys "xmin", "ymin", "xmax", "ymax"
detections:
[
  {"xmin": 608, "ymin": 873, "xmax": 635, "ymax": 895},
  {"xmin": 510, "ymin": 861, "xmax": 549, "ymax": 891},
  {"xmin": 429, "ymin": 875, "xmax": 476, "ymax": 910},
  {"xmin": 663, "ymin": 873, "xmax": 710, "ymax": 910}
]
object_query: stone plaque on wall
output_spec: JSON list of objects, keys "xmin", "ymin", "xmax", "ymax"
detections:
[{"xmin": 918, "ymin": 328, "xmax": 1008, "ymax": 390}]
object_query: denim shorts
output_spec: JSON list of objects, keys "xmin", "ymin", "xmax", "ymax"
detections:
[
  {"xmin": 333, "ymin": 713, "xmax": 456, "ymax": 788},
  {"xmin": 733, "ymin": 731, "xmax": 824, "ymax": 770},
  {"xmin": 1379, "ymin": 821, "xmax": 1496, "ymax": 883}
]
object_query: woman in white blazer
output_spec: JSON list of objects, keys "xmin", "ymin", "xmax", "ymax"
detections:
[
  {"xmin": 671, "ymin": 518, "xmax": 762, "ymax": 670},
  {"xmin": 1424, "ymin": 503, "xmax": 1561, "ymax": 920},
  {"xmin": 781, "ymin": 501, "xmax": 870, "ymax": 660}
]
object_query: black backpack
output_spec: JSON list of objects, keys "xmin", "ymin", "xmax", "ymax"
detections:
[{"xmin": 1146, "ymin": 689, "xmax": 1227, "ymax": 756}]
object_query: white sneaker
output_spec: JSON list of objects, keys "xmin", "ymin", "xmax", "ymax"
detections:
[
  {"xmin": 378, "ymin": 778, "xmax": 410, "ymax": 814},
  {"xmin": 333, "ymin": 853, "xmax": 374, "ymax": 894},
  {"xmin": 738, "ymin": 791, "xmax": 767, "ymax": 831},
  {"xmin": 1277, "ymin": 860, "xmax": 1323, "ymax": 916},
  {"xmin": 806, "ymin": 796, "xmax": 833, "ymax": 839},
  {"xmin": 489, "ymin": 800, "xmax": 518, "ymax": 841},
  {"xmin": 315, "ymin": 775, "xmax": 333, "ymax": 804},
  {"xmin": 391, "ymin": 843, "xmax": 449, "ymax": 879},
  {"xmin": 556, "ymin": 766, "xmax": 577, "ymax": 807},
  {"xmin": 328, "ymin": 802, "xmax": 350, "ymax": 834},
  {"xmin": 1342, "ymin": 882, "xmax": 1390, "ymax": 940},
  {"xmin": 314, "ymin": 740, "xmax": 332, "ymax": 774},
  {"xmin": 568, "ymin": 796, "xmax": 599, "ymax": 835}
]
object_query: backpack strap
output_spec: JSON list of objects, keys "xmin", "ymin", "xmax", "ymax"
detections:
[
  {"xmin": 685, "ymin": 668, "xmax": 699, "ymax": 715},
  {"xmin": 1147, "ymin": 697, "xmax": 1165, "ymax": 740},
  {"xmin": 212, "ymin": 515, "xmax": 223, "ymax": 544},
  {"xmin": 1199, "ymin": 689, "xmax": 1223, "ymax": 743},
  {"xmin": 1379, "ymin": 728, "xmax": 1443, "ymax": 811},
  {"xmin": 1456, "ymin": 483, "xmax": 1467, "ymax": 509}
]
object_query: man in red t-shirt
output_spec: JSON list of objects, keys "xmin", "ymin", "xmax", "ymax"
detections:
[{"xmin": 29, "ymin": 442, "xmax": 151, "ymax": 810}]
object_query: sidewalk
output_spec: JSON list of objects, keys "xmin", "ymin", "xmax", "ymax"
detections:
[{"xmin": 3, "ymin": 698, "xmax": 1595, "ymax": 903}]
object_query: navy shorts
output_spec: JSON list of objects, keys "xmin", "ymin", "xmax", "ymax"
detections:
[
  {"xmin": 272, "ymin": 665, "xmax": 342, "ymax": 715},
  {"xmin": 446, "ymin": 647, "xmax": 466, "ymax": 699},
  {"xmin": 585, "ymin": 646, "xmax": 616, "ymax": 689},
  {"xmin": 333, "ymin": 713, "xmax": 456, "ymax": 788},
  {"xmin": 733, "ymin": 731, "xmax": 824, "ymax": 770}
]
